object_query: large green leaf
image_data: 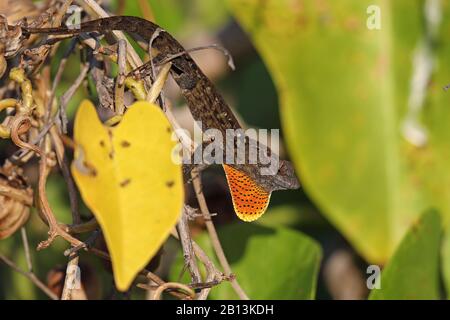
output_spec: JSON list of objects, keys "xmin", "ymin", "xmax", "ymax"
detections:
[
  {"xmin": 170, "ymin": 223, "xmax": 322, "ymax": 299},
  {"xmin": 369, "ymin": 210, "xmax": 442, "ymax": 300},
  {"xmin": 228, "ymin": 0, "xmax": 450, "ymax": 264}
]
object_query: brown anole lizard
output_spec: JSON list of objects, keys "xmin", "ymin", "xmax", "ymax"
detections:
[{"xmin": 19, "ymin": 16, "xmax": 300, "ymax": 219}]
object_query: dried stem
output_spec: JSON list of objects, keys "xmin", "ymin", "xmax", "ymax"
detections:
[
  {"xmin": 10, "ymin": 116, "xmax": 84, "ymax": 250},
  {"xmin": 191, "ymin": 168, "xmax": 250, "ymax": 300},
  {"xmin": 20, "ymin": 227, "xmax": 33, "ymax": 272},
  {"xmin": 170, "ymin": 228, "xmax": 225, "ymax": 300},
  {"xmin": 78, "ymin": 0, "xmax": 146, "ymax": 71},
  {"xmin": 59, "ymin": 62, "xmax": 90, "ymax": 133},
  {"xmin": 83, "ymin": 246, "xmax": 189, "ymax": 300},
  {"xmin": 114, "ymin": 39, "xmax": 127, "ymax": 115},
  {"xmin": 151, "ymin": 282, "xmax": 195, "ymax": 300},
  {"xmin": 176, "ymin": 210, "xmax": 202, "ymax": 286},
  {"xmin": 52, "ymin": 125, "xmax": 84, "ymax": 300},
  {"xmin": 0, "ymin": 183, "xmax": 33, "ymax": 205},
  {"xmin": 0, "ymin": 252, "xmax": 58, "ymax": 300}
]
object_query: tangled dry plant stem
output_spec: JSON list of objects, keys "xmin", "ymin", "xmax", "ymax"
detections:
[
  {"xmin": 177, "ymin": 211, "xmax": 202, "ymax": 287},
  {"xmin": 10, "ymin": 116, "xmax": 83, "ymax": 250},
  {"xmin": 151, "ymin": 282, "xmax": 196, "ymax": 300},
  {"xmin": 191, "ymin": 168, "xmax": 250, "ymax": 300}
]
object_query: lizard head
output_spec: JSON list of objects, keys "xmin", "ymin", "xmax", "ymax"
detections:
[
  {"xmin": 266, "ymin": 159, "xmax": 300, "ymax": 192},
  {"xmin": 223, "ymin": 160, "xmax": 300, "ymax": 222},
  {"xmin": 234, "ymin": 159, "xmax": 300, "ymax": 194}
]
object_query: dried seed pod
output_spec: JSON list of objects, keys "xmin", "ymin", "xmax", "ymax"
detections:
[{"xmin": 0, "ymin": 161, "xmax": 33, "ymax": 240}]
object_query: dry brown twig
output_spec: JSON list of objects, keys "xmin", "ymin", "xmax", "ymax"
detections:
[
  {"xmin": 170, "ymin": 225, "xmax": 228, "ymax": 300},
  {"xmin": 10, "ymin": 116, "xmax": 84, "ymax": 250},
  {"xmin": 0, "ymin": 252, "xmax": 58, "ymax": 300},
  {"xmin": 176, "ymin": 211, "xmax": 202, "ymax": 287},
  {"xmin": 152, "ymin": 282, "xmax": 196, "ymax": 300},
  {"xmin": 114, "ymin": 39, "xmax": 127, "ymax": 115},
  {"xmin": 191, "ymin": 168, "xmax": 250, "ymax": 300},
  {"xmin": 52, "ymin": 103, "xmax": 85, "ymax": 300}
]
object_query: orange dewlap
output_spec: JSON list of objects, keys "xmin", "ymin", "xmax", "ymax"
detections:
[{"xmin": 222, "ymin": 164, "xmax": 271, "ymax": 222}]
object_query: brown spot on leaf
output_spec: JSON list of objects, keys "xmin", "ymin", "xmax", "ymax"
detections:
[
  {"xmin": 121, "ymin": 140, "xmax": 131, "ymax": 148},
  {"xmin": 166, "ymin": 180, "xmax": 175, "ymax": 188},
  {"xmin": 120, "ymin": 179, "xmax": 131, "ymax": 188},
  {"xmin": 107, "ymin": 129, "xmax": 115, "ymax": 159}
]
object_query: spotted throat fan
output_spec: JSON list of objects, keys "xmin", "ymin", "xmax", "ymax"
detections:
[{"xmin": 222, "ymin": 165, "xmax": 271, "ymax": 222}]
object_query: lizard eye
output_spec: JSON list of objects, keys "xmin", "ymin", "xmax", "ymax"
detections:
[{"xmin": 277, "ymin": 162, "xmax": 288, "ymax": 175}]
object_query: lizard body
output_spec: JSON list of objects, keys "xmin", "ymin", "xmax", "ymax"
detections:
[{"xmin": 21, "ymin": 16, "xmax": 300, "ymax": 199}]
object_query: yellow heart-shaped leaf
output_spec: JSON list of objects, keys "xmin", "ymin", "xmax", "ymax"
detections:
[{"xmin": 71, "ymin": 100, "xmax": 183, "ymax": 291}]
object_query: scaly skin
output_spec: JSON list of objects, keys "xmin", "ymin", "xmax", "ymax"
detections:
[{"xmin": 22, "ymin": 16, "xmax": 300, "ymax": 193}]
